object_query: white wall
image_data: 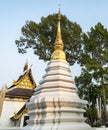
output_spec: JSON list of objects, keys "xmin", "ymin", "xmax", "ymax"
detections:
[{"xmin": 0, "ymin": 99, "xmax": 26, "ymax": 127}]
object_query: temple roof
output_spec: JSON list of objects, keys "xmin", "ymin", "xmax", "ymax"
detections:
[
  {"xmin": 6, "ymin": 88, "xmax": 35, "ymax": 98},
  {"xmin": 10, "ymin": 68, "xmax": 36, "ymax": 89},
  {"xmin": 10, "ymin": 103, "xmax": 29, "ymax": 120},
  {"xmin": 5, "ymin": 63, "xmax": 37, "ymax": 98}
]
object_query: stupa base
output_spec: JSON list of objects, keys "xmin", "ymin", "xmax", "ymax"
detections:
[{"xmin": 22, "ymin": 122, "xmax": 94, "ymax": 130}]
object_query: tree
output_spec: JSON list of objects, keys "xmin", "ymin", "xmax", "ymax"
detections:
[
  {"xmin": 15, "ymin": 14, "xmax": 82, "ymax": 65},
  {"xmin": 75, "ymin": 69, "xmax": 101, "ymax": 126},
  {"xmin": 85, "ymin": 107, "xmax": 98, "ymax": 127},
  {"xmin": 79, "ymin": 22, "xmax": 108, "ymax": 123},
  {"xmin": 75, "ymin": 68, "xmax": 101, "ymax": 107}
]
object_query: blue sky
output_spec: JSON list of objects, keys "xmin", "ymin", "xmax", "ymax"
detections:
[{"xmin": 0, "ymin": 0, "xmax": 108, "ymax": 88}]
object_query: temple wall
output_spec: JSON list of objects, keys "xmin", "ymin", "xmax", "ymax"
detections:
[
  {"xmin": 0, "ymin": 99, "xmax": 26, "ymax": 127},
  {"xmin": 0, "ymin": 87, "xmax": 7, "ymax": 116}
]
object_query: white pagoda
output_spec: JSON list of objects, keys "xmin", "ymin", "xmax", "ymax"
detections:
[{"xmin": 23, "ymin": 9, "xmax": 92, "ymax": 130}]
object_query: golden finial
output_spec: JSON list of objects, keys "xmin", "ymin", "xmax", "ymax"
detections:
[{"xmin": 51, "ymin": 6, "xmax": 66, "ymax": 60}]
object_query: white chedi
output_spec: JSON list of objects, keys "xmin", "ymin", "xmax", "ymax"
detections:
[
  {"xmin": 22, "ymin": 8, "xmax": 92, "ymax": 130},
  {"xmin": 22, "ymin": 60, "xmax": 91, "ymax": 130}
]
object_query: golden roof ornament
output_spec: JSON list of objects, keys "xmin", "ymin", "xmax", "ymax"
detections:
[{"xmin": 51, "ymin": 7, "xmax": 66, "ymax": 60}]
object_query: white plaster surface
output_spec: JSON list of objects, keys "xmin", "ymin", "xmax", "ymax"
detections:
[
  {"xmin": 1, "ymin": 127, "xmax": 108, "ymax": 130},
  {"xmin": 0, "ymin": 99, "xmax": 26, "ymax": 127}
]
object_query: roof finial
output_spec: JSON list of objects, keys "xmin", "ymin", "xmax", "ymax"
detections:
[
  {"xmin": 51, "ymin": 6, "xmax": 66, "ymax": 60},
  {"xmin": 23, "ymin": 59, "xmax": 28, "ymax": 72}
]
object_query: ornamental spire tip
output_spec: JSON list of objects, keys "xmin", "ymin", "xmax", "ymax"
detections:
[{"xmin": 51, "ymin": 6, "xmax": 66, "ymax": 60}]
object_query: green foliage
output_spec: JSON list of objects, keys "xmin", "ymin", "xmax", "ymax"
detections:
[
  {"xmin": 81, "ymin": 22, "xmax": 108, "ymax": 85},
  {"xmin": 85, "ymin": 107, "xmax": 98, "ymax": 126},
  {"xmin": 15, "ymin": 14, "xmax": 82, "ymax": 65},
  {"xmin": 75, "ymin": 68, "xmax": 101, "ymax": 107},
  {"xmin": 106, "ymin": 86, "xmax": 108, "ymax": 99},
  {"xmin": 75, "ymin": 22, "xmax": 108, "ymax": 123},
  {"xmin": 75, "ymin": 22, "xmax": 108, "ymax": 105}
]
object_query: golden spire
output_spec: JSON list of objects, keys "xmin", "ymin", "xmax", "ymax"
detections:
[{"xmin": 51, "ymin": 7, "xmax": 66, "ymax": 60}]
